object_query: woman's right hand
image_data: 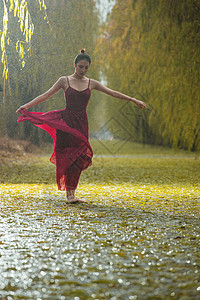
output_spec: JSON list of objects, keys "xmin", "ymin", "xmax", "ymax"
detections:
[{"xmin": 16, "ymin": 105, "xmax": 28, "ymax": 113}]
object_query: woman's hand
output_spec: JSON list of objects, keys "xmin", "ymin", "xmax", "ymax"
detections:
[
  {"xmin": 134, "ymin": 99, "xmax": 147, "ymax": 110},
  {"xmin": 16, "ymin": 105, "xmax": 28, "ymax": 113}
]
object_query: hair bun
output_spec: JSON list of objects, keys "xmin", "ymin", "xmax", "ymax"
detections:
[{"xmin": 74, "ymin": 50, "xmax": 91, "ymax": 65}]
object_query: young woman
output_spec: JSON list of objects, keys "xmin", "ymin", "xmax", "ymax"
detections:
[{"xmin": 16, "ymin": 50, "xmax": 147, "ymax": 204}]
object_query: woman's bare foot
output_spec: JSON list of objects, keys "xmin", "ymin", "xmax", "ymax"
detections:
[
  {"xmin": 66, "ymin": 190, "xmax": 87, "ymax": 204},
  {"xmin": 66, "ymin": 196, "xmax": 87, "ymax": 204},
  {"xmin": 66, "ymin": 195, "xmax": 78, "ymax": 204},
  {"xmin": 77, "ymin": 198, "xmax": 87, "ymax": 203}
]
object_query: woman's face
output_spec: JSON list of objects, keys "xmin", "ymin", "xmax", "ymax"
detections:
[{"xmin": 75, "ymin": 59, "xmax": 90, "ymax": 78}]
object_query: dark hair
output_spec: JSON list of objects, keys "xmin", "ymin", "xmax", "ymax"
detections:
[{"xmin": 74, "ymin": 49, "xmax": 91, "ymax": 65}]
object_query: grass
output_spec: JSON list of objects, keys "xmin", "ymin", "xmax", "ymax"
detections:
[
  {"xmin": 0, "ymin": 140, "xmax": 199, "ymax": 299},
  {"xmin": 90, "ymin": 139, "xmax": 199, "ymax": 157}
]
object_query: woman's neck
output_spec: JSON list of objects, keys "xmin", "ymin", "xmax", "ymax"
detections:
[{"xmin": 72, "ymin": 72, "xmax": 86, "ymax": 80}]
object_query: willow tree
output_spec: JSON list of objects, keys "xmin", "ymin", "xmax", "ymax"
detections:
[
  {"xmin": 0, "ymin": 0, "xmax": 48, "ymax": 101},
  {"xmin": 0, "ymin": 0, "xmax": 100, "ymax": 143},
  {"xmin": 97, "ymin": 0, "xmax": 200, "ymax": 151}
]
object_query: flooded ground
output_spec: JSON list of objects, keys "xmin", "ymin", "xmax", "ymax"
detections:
[{"xmin": 0, "ymin": 153, "xmax": 199, "ymax": 299}]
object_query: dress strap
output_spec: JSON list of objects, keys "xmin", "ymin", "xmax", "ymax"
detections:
[
  {"xmin": 88, "ymin": 79, "xmax": 90, "ymax": 89},
  {"xmin": 67, "ymin": 76, "xmax": 70, "ymax": 87}
]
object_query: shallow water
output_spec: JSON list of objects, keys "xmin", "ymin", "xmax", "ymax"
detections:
[{"xmin": 0, "ymin": 187, "xmax": 199, "ymax": 300}]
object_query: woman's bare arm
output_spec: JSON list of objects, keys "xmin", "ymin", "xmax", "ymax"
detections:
[
  {"xmin": 16, "ymin": 77, "xmax": 66, "ymax": 113},
  {"xmin": 91, "ymin": 79, "xmax": 147, "ymax": 109}
]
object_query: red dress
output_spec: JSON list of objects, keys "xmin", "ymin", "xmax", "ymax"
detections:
[{"xmin": 17, "ymin": 78, "xmax": 93, "ymax": 190}]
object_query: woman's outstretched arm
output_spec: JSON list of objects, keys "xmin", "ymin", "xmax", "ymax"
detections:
[
  {"xmin": 16, "ymin": 77, "xmax": 66, "ymax": 113},
  {"xmin": 91, "ymin": 79, "xmax": 147, "ymax": 110}
]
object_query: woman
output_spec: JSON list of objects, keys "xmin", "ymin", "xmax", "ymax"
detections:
[{"xmin": 16, "ymin": 50, "xmax": 147, "ymax": 204}]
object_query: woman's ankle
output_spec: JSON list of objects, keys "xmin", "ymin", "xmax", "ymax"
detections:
[{"xmin": 67, "ymin": 189, "xmax": 75, "ymax": 198}]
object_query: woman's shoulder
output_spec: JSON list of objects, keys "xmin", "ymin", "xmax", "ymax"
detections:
[
  {"xmin": 90, "ymin": 78, "xmax": 109, "ymax": 91},
  {"xmin": 58, "ymin": 76, "xmax": 68, "ymax": 82},
  {"xmin": 56, "ymin": 76, "xmax": 68, "ymax": 90},
  {"xmin": 90, "ymin": 78, "xmax": 101, "ymax": 90}
]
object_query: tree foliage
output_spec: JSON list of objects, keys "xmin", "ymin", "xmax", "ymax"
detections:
[
  {"xmin": 97, "ymin": 0, "xmax": 200, "ymax": 151},
  {"xmin": 0, "ymin": 0, "xmax": 100, "ymax": 143},
  {"xmin": 0, "ymin": 0, "xmax": 48, "ymax": 101}
]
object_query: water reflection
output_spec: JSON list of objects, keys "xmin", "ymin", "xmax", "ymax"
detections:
[{"xmin": 0, "ymin": 191, "xmax": 199, "ymax": 299}]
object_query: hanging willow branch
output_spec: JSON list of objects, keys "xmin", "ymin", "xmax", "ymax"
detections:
[{"xmin": 0, "ymin": 0, "xmax": 48, "ymax": 101}]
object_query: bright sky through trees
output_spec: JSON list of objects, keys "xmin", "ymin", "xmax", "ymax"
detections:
[{"xmin": 96, "ymin": 0, "xmax": 116, "ymax": 22}]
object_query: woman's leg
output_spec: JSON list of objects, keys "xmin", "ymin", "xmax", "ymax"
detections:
[{"xmin": 66, "ymin": 160, "xmax": 86, "ymax": 203}]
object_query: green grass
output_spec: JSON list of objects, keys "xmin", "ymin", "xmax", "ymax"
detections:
[
  {"xmin": 0, "ymin": 140, "xmax": 199, "ymax": 299},
  {"xmin": 90, "ymin": 139, "xmax": 198, "ymax": 157}
]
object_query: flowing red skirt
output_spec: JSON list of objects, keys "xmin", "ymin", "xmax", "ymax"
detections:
[{"xmin": 17, "ymin": 108, "xmax": 93, "ymax": 190}]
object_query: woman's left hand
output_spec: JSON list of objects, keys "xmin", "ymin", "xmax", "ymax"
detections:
[{"xmin": 135, "ymin": 99, "xmax": 147, "ymax": 110}]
